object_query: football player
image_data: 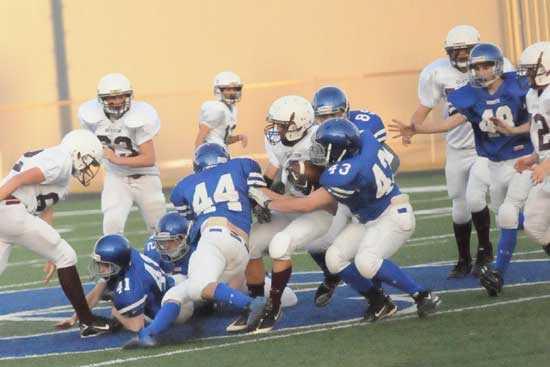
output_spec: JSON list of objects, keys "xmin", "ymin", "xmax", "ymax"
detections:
[
  {"xmin": 256, "ymin": 118, "xmax": 441, "ymax": 321},
  {"xmin": 195, "ymin": 71, "xmax": 247, "ymax": 149},
  {"xmin": 123, "ymin": 143, "xmax": 269, "ymax": 348},
  {"xmin": 492, "ymin": 42, "xmax": 550, "ymax": 258},
  {"xmin": 404, "ymin": 25, "xmax": 514, "ymax": 278},
  {"xmin": 390, "ymin": 43, "xmax": 533, "ymax": 296},
  {"xmin": 79, "ymin": 73, "xmax": 166, "ymax": 235},
  {"xmin": 0, "ymin": 129, "xmax": 116, "ymax": 337}
]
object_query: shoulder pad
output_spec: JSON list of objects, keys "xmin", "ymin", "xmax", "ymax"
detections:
[
  {"xmin": 200, "ymin": 100, "xmax": 226, "ymax": 123},
  {"xmin": 78, "ymin": 99, "xmax": 105, "ymax": 124},
  {"xmin": 121, "ymin": 101, "xmax": 159, "ymax": 128},
  {"xmin": 320, "ymin": 159, "xmax": 360, "ymax": 188},
  {"xmin": 419, "ymin": 58, "xmax": 449, "ymax": 79},
  {"xmin": 448, "ymin": 85, "xmax": 478, "ymax": 110},
  {"xmin": 502, "ymin": 72, "xmax": 529, "ymax": 96}
]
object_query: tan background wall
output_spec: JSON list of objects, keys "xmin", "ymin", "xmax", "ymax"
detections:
[{"xmin": 1, "ymin": 0, "xmax": 546, "ymax": 192}]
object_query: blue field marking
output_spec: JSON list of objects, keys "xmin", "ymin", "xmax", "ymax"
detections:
[{"xmin": 1, "ymin": 260, "xmax": 550, "ymax": 359}]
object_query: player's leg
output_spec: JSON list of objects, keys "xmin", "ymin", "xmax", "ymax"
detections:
[
  {"xmin": 0, "ymin": 242, "xmax": 12, "ymax": 276},
  {"xmin": 524, "ymin": 185, "xmax": 550, "ymax": 252},
  {"xmin": 102, "ymin": 173, "xmax": 133, "ymax": 235},
  {"xmin": 132, "ymin": 175, "xmax": 167, "ymax": 234},
  {"xmin": 445, "ymin": 146, "xmax": 475, "ymax": 278}
]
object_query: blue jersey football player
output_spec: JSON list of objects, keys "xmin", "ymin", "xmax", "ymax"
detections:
[
  {"xmin": 389, "ymin": 43, "xmax": 533, "ymax": 296},
  {"xmin": 123, "ymin": 143, "xmax": 269, "ymax": 349},
  {"xmin": 258, "ymin": 118, "xmax": 440, "ymax": 322}
]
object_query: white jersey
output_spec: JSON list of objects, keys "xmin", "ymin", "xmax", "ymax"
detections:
[
  {"xmin": 418, "ymin": 57, "xmax": 514, "ymax": 149},
  {"xmin": 199, "ymin": 100, "xmax": 237, "ymax": 147},
  {"xmin": 265, "ymin": 126, "xmax": 318, "ymax": 196},
  {"xmin": 0, "ymin": 146, "xmax": 72, "ymax": 215},
  {"xmin": 78, "ymin": 100, "xmax": 161, "ymax": 177},
  {"xmin": 527, "ymin": 86, "xmax": 550, "ymax": 161}
]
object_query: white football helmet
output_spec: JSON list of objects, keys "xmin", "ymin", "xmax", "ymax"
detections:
[
  {"xmin": 61, "ymin": 129, "xmax": 103, "ymax": 186},
  {"xmin": 97, "ymin": 73, "xmax": 133, "ymax": 119},
  {"xmin": 265, "ymin": 95, "xmax": 315, "ymax": 146},
  {"xmin": 445, "ymin": 25, "xmax": 480, "ymax": 72},
  {"xmin": 213, "ymin": 71, "xmax": 242, "ymax": 104},
  {"xmin": 518, "ymin": 42, "xmax": 550, "ymax": 89}
]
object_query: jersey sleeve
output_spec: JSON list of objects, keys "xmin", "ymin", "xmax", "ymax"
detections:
[
  {"xmin": 35, "ymin": 149, "xmax": 68, "ymax": 184},
  {"xmin": 200, "ymin": 101, "xmax": 225, "ymax": 129},
  {"xmin": 170, "ymin": 180, "xmax": 193, "ymax": 218},
  {"xmin": 447, "ymin": 86, "xmax": 477, "ymax": 121},
  {"xmin": 135, "ymin": 107, "xmax": 161, "ymax": 146},
  {"xmin": 503, "ymin": 57, "xmax": 515, "ymax": 72},
  {"xmin": 113, "ymin": 278, "xmax": 146, "ymax": 317},
  {"xmin": 320, "ymin": 163, "xmax": 358, "ymax": 200},
  {"xmin": 241, "ymin": 158, "xmax": 267, "ymax": 188},
  {"xmin": 418, "ymin": 63, "xmax": 443, "ymax": 108}
]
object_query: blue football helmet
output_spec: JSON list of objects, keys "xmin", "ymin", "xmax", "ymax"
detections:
[
  {"xmin": 193, "ymin": 143, "xmax": 230, "ymax": 172},
  {"xmin": 153, "ymin": 211, "xmax": 191, "ymax": 262},
  {"xmin": 311, "ymin": 86, "xmax": 350, "ymax": 121},
  {"xmin": 468, "ymin": 43, "xmax": 504, "ymax": 88},
  {"xmin": 89, "ymin": 234, "xmax": 132, "ymax": 280},
  {"xmin": 310, "ymin": 118, "xmax": 361, "ymax": 166}
]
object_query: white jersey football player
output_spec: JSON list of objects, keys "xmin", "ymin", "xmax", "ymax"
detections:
[
  {"xmin": 195, "ymin": 71, "xmax": 247, "ymax": 149},
  {"xmin": 79, "ymin": 73, "xmax": 166, "ymax": 235},
  {"xmin": 0, "ymin": 130, "xmax": 116, "ymax": 337},
  {"xmin": 499, "ymin": 42, "xmax": 550, "ymax": 253},
  {"xmin": 408, "ymin": 25, "xmax": 513, "ymax": 278},
  {"xmin": 226, "ymin": 95, "xmax": 336, "ymax": 334}
]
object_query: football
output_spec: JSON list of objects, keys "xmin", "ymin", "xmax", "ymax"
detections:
[{"xmin": 285, "ymin": 159, "xmax": 324, "ymax": 195}]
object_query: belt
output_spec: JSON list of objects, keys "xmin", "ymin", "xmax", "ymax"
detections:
[
  {"xmin": 2, "ymin": 195, "xmax": 21, "ymax": 206},
  {"xmin": 128, "ymin": 174, "xmax": 144, "ymax": 179},
  {"xmin": 202, "ymin": 216, "xmax": 249, "ymax": 244}
]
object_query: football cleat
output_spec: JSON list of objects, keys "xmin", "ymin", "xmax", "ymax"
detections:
[
  {"xmin": 479, "ymin": 265, "xmax": 503, "ymax": 297},
  {"xmin": 412, "ymin": 291, "xmax": 441, "ymax": 318},
  {"xmin": 249, "ymin": 299, "xmax": 281, "ymax": 334},
  {"xmin": 314, "ymin": 278, "xmax": 342, "ymax": 307},
  {"xmin": 471, "ymin": 250, "xmax": 494, "ymax": 278},
  {"xmin": 363, "ymin": 296, "xmax": 397, "ymax": 322},
  {"xmin": 542, "ymin": 243, "xmax": 550, "ymax": 256},
  {"xmin": 226, "ymin": 309, "xmax": 250, "ymax": 332},
  {"xmin": 80, "ymin": 316, "xmax": 120, "ymax": 338},
  {"xmin": 447, "ymin": 258, "xmax": 472, "ymax": 279},
  {"xmin": 246, "ymin": 296, "xmax": 269, "ymax": 329},
  {"xmin": 122, "ymin": 334, "xmax": 159, "ymax": 350}
]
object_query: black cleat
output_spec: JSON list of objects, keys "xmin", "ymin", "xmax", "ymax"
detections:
[
  {"xmin": 363, "ymin": 296, "xmax": 397, "ymax": 322},
  {"xmin": 412, "ymin": 291, "xmax": 441, "ymax": 318},
  {"xmin": 472, "ymin": 250, "xmax": 494, "ymax": 278},
  {"xmin": 480, "ymin": 265, "xmax": 503, "ymax": 297},
  {"xmin": 80, "ymin": 316, "xmax": 119, "ymax": 338},
  {"xmin": 447, "ymin": 258, "xmax": 472, "ymax": 279},
  {"xmin": 226, "ymin": 309, "xmax": 250, "ymax": 332},
  {"xmin": 543, "ymin": 243, "xmax": 550, "ymax": 256},
  {"xmin": 249, "ymin": 299, "xmax": 281, "ymax": 334},
  {"xmin": 314, "ymin": 278, "xmax": 342, "ymax": 307}
]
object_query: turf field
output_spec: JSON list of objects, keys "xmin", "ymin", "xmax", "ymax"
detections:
[{"xmin": 1, "ymin": 171, "xmax": 550, "ymax": 367}]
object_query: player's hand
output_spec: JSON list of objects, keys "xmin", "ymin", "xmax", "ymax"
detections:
[
  {"xmin": 389, "ymin": 119, "xmax": 415, "ymax": 143},
  {"xmin": 490, "ymin": 117, "xmax": 514, "ymax": 135},
  {"xmin": 531, "ymin": 160, "xmax": 550, "ymax": 184},
  {"xmin": 43, "ymin": 261, "xmax": 57, "ymax": 284},
  {"xmin": 239, "ymin": 134, "xmax": 248, "ymax": 148},
  {"xmin": 54, "ymin": 315, "xmax": 77, "ymax": 330},
  {"xmin": 514, "ymin": 156, "xmax": 536, "ymax": 173},
  {"xmin": 102, "ymin": 147, "xmax": 117, "ymax": 163},
  {"xmin": 251, "ymin": 200, "xmax": 271, "ymax": 223},
  {"xmin": 248, "ymin": 187, "xmax": 271, "ymax": 208}
]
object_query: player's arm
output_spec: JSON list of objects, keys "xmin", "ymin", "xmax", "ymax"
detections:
[
  {"xmin": 111, "ymin": 308, "xmax": 144, "ymax": 332},
  {"xmin": 226, "ymin": 133, "xmax": 248, "ymax": 147},
  {"xmin": 0, "ymin": 167, "xmax": 45, "ymax": 201},
  {"xmin": 266, "ymin": 187, "xmax": 337, "ymax": 213},
  {"xmin": 389, "ymin": 113, "xmax": 467, "ymax": 140},
  {"xmin": 492, "ymin": 117, "xmax": 531, "ymax": 135},
  {"xmin": 54, "ymin": 281, "xmax": 108, "ymax": 329},
  {"xmin": 410, "ymin": 105, "xmax": 433, "ymax": 126},
  {"xmin": 263, "ymin": 163, "xmax": 279, "ymax": 187},
  {"xmin": 40, "ymin": 206, "xmax": 57, "ymax": 283},
  {"xmin": 103, "ymin": 139, "xmax": 156, "ymax": 167},
  {"xmin": 194, "ymin": 124, "xmax": 211, "ymax": 148}
]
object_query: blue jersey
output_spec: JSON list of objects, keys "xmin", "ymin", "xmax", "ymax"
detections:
[
  {"xmin": 111, "ymin": 249, "xmax": 173, "ymax": 319},
  {"xmin": 349, "ymin": 110, "xmax": 387, "ymax": 143},
  {"xmin": 320, "ymin": 130, "xmax": 400, "ymax": 223},
  {"xmin": 143, "ymin": 237, "xmax": 195, "ymax": 276},
  {"xmin": 448, "ymin": 72, "xmax": 533, "ymax": 161},
  {"xmin": 170, "ymin": 158, "xmax": 266, "ymax": 242}
]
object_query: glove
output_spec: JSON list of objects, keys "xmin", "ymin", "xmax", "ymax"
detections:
[
  {"xmin": 248, "ymin": 187, "xmax": 271, "ymax": 208},
  {"xmin": 251, "ymin": 200, "xmax": 272, "ymax": 224}
]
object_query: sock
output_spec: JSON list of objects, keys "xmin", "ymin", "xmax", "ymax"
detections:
[
  {"xmin": 247, "ymin": 283, "xmax": 265, "ymax": 298},
  {"xmin": 57, "ymin": 266, "xmax": 94, "ymax": 325},
  {"xmin": 518, "ymin": 212, "xmax": 525, "ymax": 230},
  {"xmin": 140, "ymin": 302, "xmax": 180, "ymax": 338},
  {"xmin": 471, "ymin": 207, "xmax": 492, "ymax": 255},
  {"xmin": 495, "ymin": 228, "xmax": 518, "ymax": 274},
  {"xmin": 375, "ymin": 259, "xmax": 423, "ymax": 295},
  {"xmin": 337, "ymin": 263, "xmax": 374, "ymax": 293},
  {"xmin": 213, "ymin": 283, "xmax": 253, "ymax": 309},
  {"xmin": 270, "ymin": 267, "xmax": 292, "ymax": 312},
  {"xmin": 372, "ymin": 277, "xmax": 382, "ymax": 290},
  {"xmin": 309, "ymin": 251, "xmax": 340, "ymax": 283},
  {"xmin": 453, "ymin": 221, "xmax": 472, "ymax": 262}
]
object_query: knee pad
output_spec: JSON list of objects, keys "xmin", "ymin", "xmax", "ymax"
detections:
[
  {"xmin": 524, "ymin": 217, "xmax": 550, "ymax": 246},
  {"xmin": 497, "ymin": 202, "xmax": 519, "ymax": 229},
  {"xmin": 325, "ymin": 246, "xmax": 348, "ymax": 274},
  {"xmin": 466, "ymin": 193, "xmax": 487, "ymax": 214},
  {"xmin": 354, "ymin": 252, "xmax": 383, "ymax": 279},
  {"xmin": 162, "ymin": 282, "xmax": 189, "ymax": 304},
  {"xmin": 53, "ymin": 240, "xmax": 77, "ymax": 269},
  {"xmin": 186, "ymin": 278, "xmax": 209, "ymax": 302},
  {"xmin": 175, "ymin": 300, "xmax": 194, "ymax": 324},
  {"xmin": 268, "ymin": 232, "xmax": 292, "ymax": 260},
  {"xmin": 451, "ymin": 199, "xmax": 471, "ymax": 224},
  {"xmin": 102, "ymin": 215, "xmax": 126, "ymax": 235}
]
